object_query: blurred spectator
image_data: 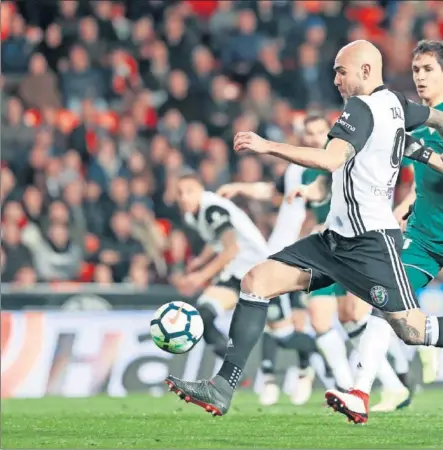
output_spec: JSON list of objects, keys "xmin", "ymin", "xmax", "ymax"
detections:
[
  {"xmin": 38, "ymin": 23, "xmax": 68, "ymax": 73},
  {"xmin": 222, "ymin": 9, "xmax": 264, "ymax": 80},
  {"xmin": 116, "ymin": 115, "xmax": 147, "ymax": 161},
  {"xmin": 91, "ymin": 1, "xmax": 118, "ymax": 43},
  {"xmin": 84, "ymin": 181, "xmax": 107, "ymax": 236},
  {"xmin": 243, "ymin": 76, "xmax": 275, "ymax": 122},
  {"xmin": 78, "ymin": 16, "xmax": 107, "ymax": 68},
  {"xmin": 190, "ymin": 46, "xmax": 216, "ymax": 94},
  {"xmin": 1, "ymin": 97, "xmax": 36, "ymax": 165},
  {"xmin": 183, "ymin": 122, "xmax": 208, "ymax": 169},
  {"xmin": 1, "ymin": 221, "xmax": 33, "ymax": 282},
  {"xmin": 294, "ymin": 43, "xmax": 338, "ymax": 109},
  {"xmin": 1, "ymin": 167, "xmax": 18, "ymax": 204},
  {"xmin": 141, "ymin": 40, "xmax": 170, "ymax": 104},
  {"xmin": 68, "ymin": 99, "xmax": 102, "ymax": 163},
  {"xmin": 22, "ymin": 222, "xmax": 83, "ymax": 282},
  {"xmin": 159, "ymin": 69, "xmax": 203, "ymax": 122},
  {"xmin": 61, "ymin": 45, "xmax": 106, "ymax": 112},
  {"xmin": 107, "ymin": 177, "xmax": 131, "ymax": 215},
  {"xmin": 87, "ymin": 137, "xmax": 129, "ymax": 192},
  {"xmin": 22, "ymin": 186, "xmax": 44, "ymax": 226},
  {"xmin": 207, "ymin": 138, "xmax": 231, "ymax": 185},
  {"xmin": 261, "ymin": 99, "xmax": 296, "ymax": 142},
  {"xmin": 163, "ymin": 12, "xmax": 196, "ymax": 72},
  {"xmin": 55, "ymin": 0, "xmax": 81, "ymax": 45},
  {"xmin": 93, "ymin": 263, "xmax": 114, "ymax": 285},
  {"xmin": 19, "ymin": 52, "xmax": 61, "ymax": 109},
  {"xmin": 157, "ymin": 109, "xmax": 187, "ymax": 148},
  {"xmin": 203, "ymin": 75, "xmax": 240, "ymax": 137},
  {"xmin": 2, "ymin": 14, "xmax": 38, "ymax": 74},
  {"xmin": 63, "ymin": 179, "xmax": 87, "ymax": 247},
  {"xmin": 98, "ymin": 211, "xmax": 144, "ymax": 282}
]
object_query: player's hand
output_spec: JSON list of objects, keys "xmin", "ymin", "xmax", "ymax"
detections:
[
  {"xmin": 186, "ymin": 257, "xmax": 203, "ymax": 273},
  {"xmin": 177, "ymin": 272, "xmax": 206, "ymax": 296},
  {"xmin": 233, "ymin": 132, "xmax": 269, "ymax": 154},
  {"xmin": 285, "ymin": 185, "xmax": 309, "ymax": 204},
  {"xmin": 217, "ymin": 184, "xmax": 240, "ymax": 199}
]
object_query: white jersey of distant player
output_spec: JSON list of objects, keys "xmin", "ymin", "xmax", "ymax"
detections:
[
  {"xmin": 267, "ymin": 164, "xmax": 306, "ymax": 254},
  {"xmin": 184, "ymin": 191, "xmax": 270, "ymax": 279},
  {"xmin": 326, "ymin": 87, "xmax": 411, "ymax": 237}
]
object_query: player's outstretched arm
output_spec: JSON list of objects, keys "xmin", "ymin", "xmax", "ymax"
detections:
[
  {"xmin": 197, "ymin": 229, "xmax": 239, "ymax": 283},
  {"xmin": 286, "ymin": 175, "xmax": 331, "ymax": 204},
  {"xmin": 186, "ymin": 244, "xmax": 216, "ymax": 273},
  {"xmin": 404, "ymin": 134, "xmax": 443, "ymax": 173},
  {"xmin": 233, "ymin": 131, "xmax": 353, "ymax": 172},
  {"xmin": 217, "ymin": 182, "xmax": 275, "ymax": 201}
]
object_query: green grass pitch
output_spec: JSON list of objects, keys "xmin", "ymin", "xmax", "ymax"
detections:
[{"xmin": 2, "ymin": 389, "xmax": 443, "ymax": 448}]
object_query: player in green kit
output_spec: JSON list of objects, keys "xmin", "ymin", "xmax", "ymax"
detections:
[{"xmin": 394, "ymin": 40, "xmax": 443, "ymax": 384}]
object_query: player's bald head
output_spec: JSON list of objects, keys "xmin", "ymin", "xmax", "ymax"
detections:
[{"xmin": 334, "ymin": 40, "xmax": 384, "ymax": 99}]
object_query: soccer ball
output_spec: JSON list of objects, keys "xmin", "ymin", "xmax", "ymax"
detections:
[{"xmin": 150, "ymin": 301, "xmax": 204, "ymax": 354}]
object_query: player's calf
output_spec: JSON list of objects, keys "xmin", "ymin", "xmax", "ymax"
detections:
[{"xmin": 383, "ymin": 309, "xmax": 443, "ymax": 347}]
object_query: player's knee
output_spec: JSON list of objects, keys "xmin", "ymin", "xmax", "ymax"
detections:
[{"xmin": 241, "ymin": 265, "xmax": 271, "ymax": 298}]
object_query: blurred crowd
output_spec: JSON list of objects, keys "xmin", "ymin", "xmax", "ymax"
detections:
[{"xmin": 1, "ymin": 0, "xmax": 442, "ymax": 287}]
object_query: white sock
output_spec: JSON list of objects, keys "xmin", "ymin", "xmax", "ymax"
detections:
[
  {"xmin": 388, "ymin": 330, "xmax": 410, "ymax": 374},
  {"xmin": 342, "ymin": 314, "xmax": 370, "ymax": 345},
  {"xmin": 376, "ymin": 356, "xmax": 408, "ymax": 392},
  {"xmin": 317, "ymin": 328, "xmax": 354, "ymax": 390},
  {"xmin": 354, "ymin": 315, "xmax": 393, "ymax": 394}
]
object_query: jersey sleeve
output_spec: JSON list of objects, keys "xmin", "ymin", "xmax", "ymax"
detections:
[
  {"xmin": 275, "ymin": 174, "xmax": 285, "ymax": 194},
  {"xmin": 327, "ymin": 97, "xmax": 374, "ymax": 153},
  {"xmin": 393, "ymin": 91, "xmax": 430, "ymax": 131},
  {"xmin": 204, "ymin": 205, "xmax": 234, "ymax": 238}
]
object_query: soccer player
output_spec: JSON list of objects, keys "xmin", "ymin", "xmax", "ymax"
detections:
[
  {"xmin": 218, "ymin": 114, "xmax": 355, "ymax": 402},
  {"xmin": 165, "ymin": 40, "xmax": 443, "ymax": 422},
  {"xmin": 174, "ymin": 171, "xmax": 317, "ymax": 364},
  {"xmin": 345, "ymin": 39, "xmax": 443, "ymax": 416}
]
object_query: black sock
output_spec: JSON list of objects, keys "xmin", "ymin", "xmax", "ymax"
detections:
[
  {"xmin": 261, "ymin": 331, "xmax": 278, "ymax": 375},
  {"xmin": 277, "ymin": 331, "xmax": 318, "ymax": 354},
  {"xmin": 197, "ymin": 303, "xmax": 228, "ymax": 354},
  {"xmin": 298, "ymin": 350, "xmax": 312, "ymax": 371},
  {"xmin": 215, "ymin": 297, "xmax": 269, "ymax": 391},
  {"xmin": 437, "ymin": 317, "xmax": 443, "ymax": 347}
]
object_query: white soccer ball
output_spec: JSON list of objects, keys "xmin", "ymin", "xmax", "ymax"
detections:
[{"xmin": 150, "ymin": 301, "xmax": 204, "ymax": 354}]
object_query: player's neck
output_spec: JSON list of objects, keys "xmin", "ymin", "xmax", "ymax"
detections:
[{"xmin": 423, "ymin": 94, "xmax": 443, "ymax": 108}]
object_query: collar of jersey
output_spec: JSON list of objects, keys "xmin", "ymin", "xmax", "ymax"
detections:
[{"xmin": 370, "ymin": 85, "xmax": 387, "ymax": 95}]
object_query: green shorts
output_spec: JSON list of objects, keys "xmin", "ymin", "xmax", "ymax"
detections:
[
  {"xmin": 402, "ymin": 234, "xmax": 442, "ymax": 291},
  {"xmin": 308, "ymin": 283, "xmax": 346, "ymax": 299}
]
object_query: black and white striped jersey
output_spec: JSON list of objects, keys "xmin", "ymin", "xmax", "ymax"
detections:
[
  {"xmin": 325, "ymin": 85, "xmax": 430, "ymax": 237},
  {"xmin": 184, "ymin": 191, "xmax": 270, "ymax": 279}
]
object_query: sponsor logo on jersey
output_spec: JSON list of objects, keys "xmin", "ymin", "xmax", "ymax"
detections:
[
  {"xmin": 370, "ymin": 285, "xmax": 388, "ymax": 308},
  {"xmin": 371, "ymin": 186, "xmax": 394, "ymax": 199},
  {"xmin": 337, "ymin": 118, "xmax": 356, "ymax": 132},
  {"xmin": 342, "ymin": 111, "xmax": 350, "ymax": 120}
]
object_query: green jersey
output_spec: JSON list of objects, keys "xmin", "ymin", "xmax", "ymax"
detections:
[
  {"xmin": 406, "ymin": 102, "xmax": 443, "ymax": 254},
  {"xmin": 302, "ymin": 168, "xmax": 331, "ymax": 224}
]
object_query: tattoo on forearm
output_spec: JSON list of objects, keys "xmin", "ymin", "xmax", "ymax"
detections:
[
  {"xmin": 426, "ymin": 109, "xmax": 443, "ymax": 138},
  {"xmin": 386, "ymin": 316, "xmax": 423, "ymax": 345}
]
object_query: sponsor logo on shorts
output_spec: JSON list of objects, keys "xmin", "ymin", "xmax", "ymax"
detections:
[{"xmin": 370, "ymin": 285, "xmax": 388, "ymax": 307}]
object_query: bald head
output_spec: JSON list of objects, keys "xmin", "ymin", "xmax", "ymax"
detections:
[{"xmin": 334, "ymin": 40, "xmax": 384, "ymax": 100}]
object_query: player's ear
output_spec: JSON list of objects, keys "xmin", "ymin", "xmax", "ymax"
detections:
[{"xmin": 361, "ymin": 64, "xmax": 370, "ymax": 80}]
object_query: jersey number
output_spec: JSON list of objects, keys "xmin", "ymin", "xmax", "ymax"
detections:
[{"xmin": 391, "ymin": 128, "xmax": 405, "ymax": 169}]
